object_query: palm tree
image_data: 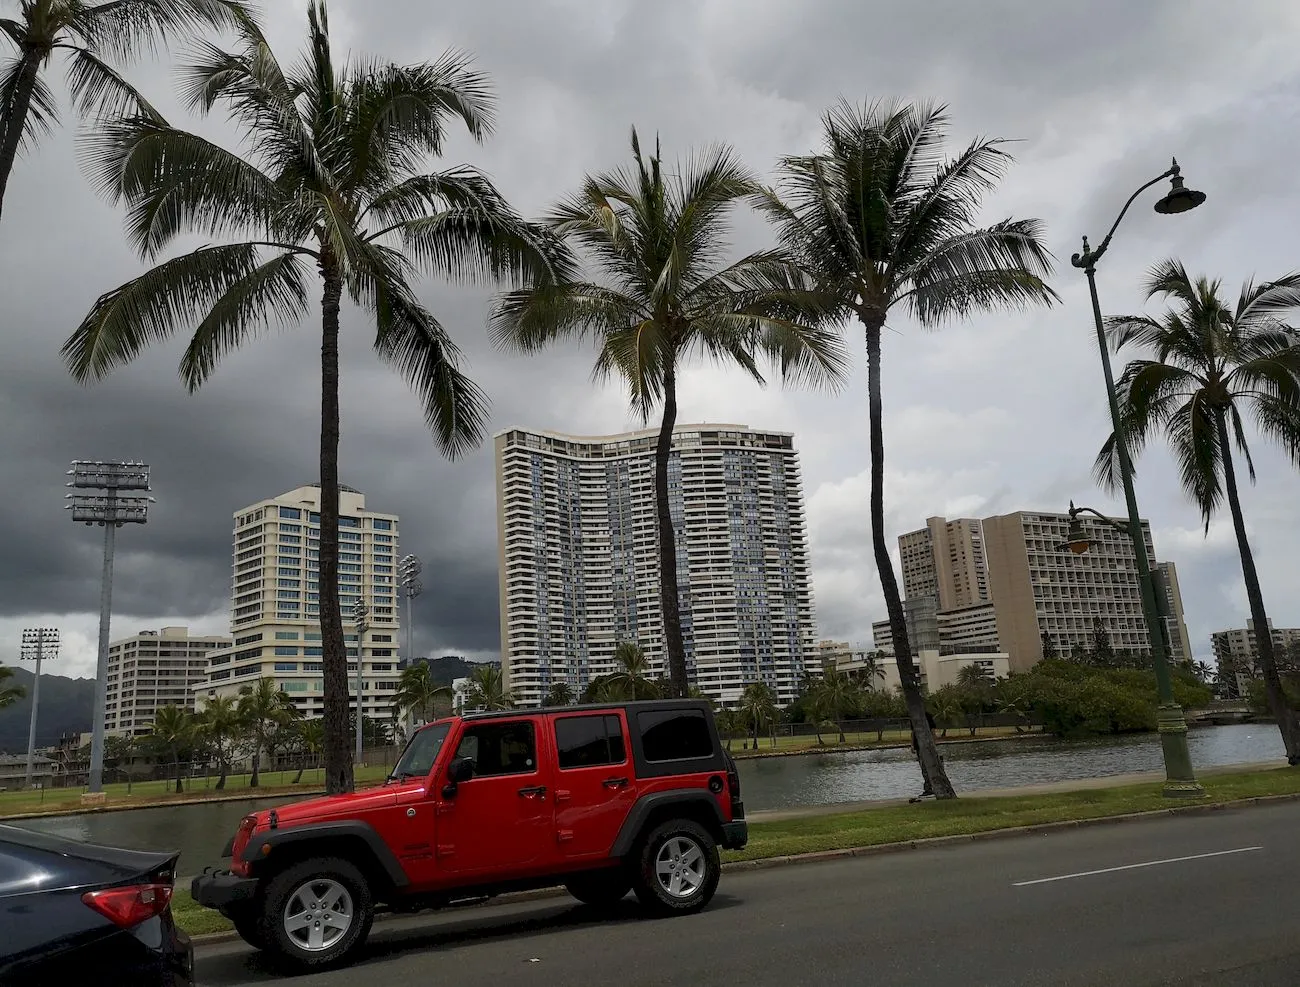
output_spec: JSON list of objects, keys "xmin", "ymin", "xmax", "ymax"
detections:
[
  {"xmin": 715, "ymin": 708, "xmax": 742, "ymax": 751},
  {"xmin": 199, "ymin": 694, "xmax": 241, "ymax": 789},
  {"xmin": 291, "ymin": 718, "xmax": 324, "ymax": 784},
  {"xmin": 490, "ymin": 129, "xmax": 848, "ymax": 697},
  {"xmin": 0, "ymin": 662, "xmax": 24, "ymax": 708},
  {"xmin": 1097, "ymin": 260, "xmax": 1300, "ymax": 764},
  {"xmin": 757, "ymin": 99, "xmax": 1058, "ymax": 797},
  {"xmin": 0, "ymin": 0, "xmax": 253, "ymax": 222},
  {"xmin": 812, "ymin": 668, "xmax": 861, "ymax": 743},
  {"xmin": 237, "ymin": 676, "xmax": 298, "ymax": 787},
  {"xmin": 543, "ymin": 680, "xmax": 575, "ymax": 707},
  {"xmin": 738, "ymin": 681, "xmax": 779, "ymax": 750},
  {"xmin": 61, "ymin": 2, "xmax": 561, "ymax": 795},
  {"xmin": 149, "ymin": 703, "xmax": 193, "ymax": 794},
  {"xmin": 1191, "ymin": 660, "xmax": 1214, "ymax": 684},
  {"xmin": 606, "ymin": 641, "xmax": 659, "ymax": 701},
  {"xmin": 855, "ymin": 649, "xmax": 889, "ymax": 690},
  {"xmin": 464, "ymin": 664, "xmax": 512, "ymax": 711},
  {"xmin": 391, "ymin": 661, "xmax": 451, "ymax": 725},
  {"xmin": 927, "ymin": 686, "xmax": 964, "ymax": 739}
]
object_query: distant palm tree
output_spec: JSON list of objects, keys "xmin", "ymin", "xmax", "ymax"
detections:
[
  {"xmin": 491, "ymin": 128, "xmax": 848, "ymax": 697},
  {"xmin": 543, "ymin": 680, "xmax": 575, "ymax": 707},
  {"xmin": 392, "ymin": 662, "xmax": 451, "ymax": 725},
  {"xmin": 149, "ymin": 704, "xmax": 194, "ymax": 794},
  {"xmin": 1191, "ymin": 660, "xmax": 1214, "ymax": 684},
  {"xmin": 758, "ymin": 99, "xmax": 1057, "ymax": 798},
  {"xmin": 0, "ymin": 0, "xmax": 253, "ymax": 222},
  {"xmin": 199, "ymin": 694, "xmax": 241, "ymax": 790},
  {"xmin": 715, "ymin": 708, "xmax": 742, "ymax": 751},
  {"xmin": 291, "ymin": 719, "xmax": 324, "ymax": 784},
  {"xmin": 0, "ymin": 662, "xmax": 24, "ymax": 708},
  {"xmin": 606, "ymin": 641, "xmax": 659, "ymax": 701},
  {"xmin": 464, "ymin": 665, "xmax": 512, "ymax": 711},
  {"xmin": 237, "ymin": 677, "xmax": 298, "ymax": 787},
  {"xmin": 854, "ymin": 650, "xmax": 889, "ymax": 690},
  {"xmin": 1097, "ymin": 259, "xmax": 1300, "ymax": 764},
  {"xmin": 927, "ymin": 687, "xmax": 964, "ymax": 739},
  {"xmin": 812, "ymin": 669, "xmax": 861, "ymax": 743},
  {"xmin": 62, "ymin": 2, "xmax": 561, "ymax": 796},
  {"xmin": 739, "ymin": 682, "xmax": 779, "ymax": 749}
]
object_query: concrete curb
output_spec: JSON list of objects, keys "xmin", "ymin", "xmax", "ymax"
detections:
[{"xmin": 188, "ymin": 788, "xmax": 1300, "ymax": 947}]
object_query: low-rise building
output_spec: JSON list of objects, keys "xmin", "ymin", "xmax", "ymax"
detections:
[
  {"xmin": 833, "ymin": 645, "xmax": 1010, "ymax": 693},
  {"xmin": 0, "ymin": 753, "xmax": 55, "ymax": 789}
]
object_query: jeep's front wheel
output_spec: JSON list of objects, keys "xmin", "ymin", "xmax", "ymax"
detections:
[
  {"xmin": 260, "ymin": 858, "xmax": 374, "ymax": 971},
  {"xmin": 565, "ymin": 869, "xmax": 632, "ymax": 906},
  {"xmin": 631, "ymin": 819, "xmax": 721, "ymax": 915},
  {"xmin": 228, "ymin": 909, "xmax": 267, "ymax": 951}
]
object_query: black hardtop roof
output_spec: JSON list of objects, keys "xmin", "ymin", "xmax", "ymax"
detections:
[{"xmin": 461, "ymin": 698, "xmax": 714, "ymax": 722}]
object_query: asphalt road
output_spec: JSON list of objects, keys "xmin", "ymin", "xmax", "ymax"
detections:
[{"xmin": 197, "ymin": 800, "xmax": 1300, "ymax": 986}]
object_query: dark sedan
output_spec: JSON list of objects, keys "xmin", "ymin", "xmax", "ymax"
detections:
[{"xmin": 0, "ymin": 823, "xmax": 194, "ymax": 986}]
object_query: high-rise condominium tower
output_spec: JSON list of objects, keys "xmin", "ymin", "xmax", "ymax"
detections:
[{"xmin": 496, "ymin": 425, "xmax": 817, "ymax": 707}]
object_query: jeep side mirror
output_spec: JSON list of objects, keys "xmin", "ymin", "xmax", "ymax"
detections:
[{"xmin": 442, "ymin": 756, "xmax": 475, "ymax": 798}]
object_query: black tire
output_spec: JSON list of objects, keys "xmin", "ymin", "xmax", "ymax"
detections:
[
  {"xmin": 630, "ymin": 818, "xmax": 721, "ymax": 916},
  {"xmin": 565, "ymin": 869, "xmax": 632, "ymax": 906},
  {"xmin": 259, "ymin": 857, "xmax": 374, "ymax": 971}
]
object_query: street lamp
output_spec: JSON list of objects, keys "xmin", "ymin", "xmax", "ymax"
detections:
[
  {"xmin": 351, "ymin": 598, "xmax": 369, "ymax": 760},
  {"xmin": 20, "ymin": 628, "xmax": 59, "ymax": 788},
  {"xmin": 66, "ymin": 460, "xmax": 154, "ymax": 800},
  {"xmin": 397, "ymin": 554, "xmax": 423, "ymax": 669},
  {"xmin": 1070, "ymin": 161, "xmax": 1206, "ymax": 798}
]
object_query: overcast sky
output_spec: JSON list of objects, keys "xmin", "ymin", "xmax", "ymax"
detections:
[{"xmin": 3, "ymin": 0, "xmax": 1299, "ymax": 679}]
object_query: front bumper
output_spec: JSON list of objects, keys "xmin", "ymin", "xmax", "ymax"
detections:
[
  {"xmin": 721, "ymin": 820, "xmax": 748, "ymax": 851},
  {"xmin": 190, "ymin": 867, "xmax": 259, "ymax": 913}
]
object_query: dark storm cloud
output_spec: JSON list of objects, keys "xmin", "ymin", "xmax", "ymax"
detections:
[{"xmin": 2, "ymin": 0, "xmax": 1299, "ymax": 668}]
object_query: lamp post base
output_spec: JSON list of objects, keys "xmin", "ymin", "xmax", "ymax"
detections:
[
  {"xmin": 79, "ymin": 791, "xmax": 108, "ymax": 807},
  {"xmin": 1157, "ymin": 704, "xmax": 1205, "ymax": 798}
]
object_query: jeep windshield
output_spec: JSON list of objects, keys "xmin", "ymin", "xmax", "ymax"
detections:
[{"xmin": 388, "ymin": 722, "xmax": 451, "ymax": 783}]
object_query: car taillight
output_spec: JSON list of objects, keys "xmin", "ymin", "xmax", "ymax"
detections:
[
  {"xmin": 82, "ymin": 883, "xmax": 174, "ymax": 928},
  {"xmin": 724, "ymin": 752, "xmax": 744, "ymax": 817}
]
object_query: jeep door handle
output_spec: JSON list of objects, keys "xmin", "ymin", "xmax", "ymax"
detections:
[
  {"xmin": 517, "ymin": 786, "xmax": 547, "ymax": 799},
  {"xmin": 602, "ymin": 777, "xmax": 629, "ymax": 789}
]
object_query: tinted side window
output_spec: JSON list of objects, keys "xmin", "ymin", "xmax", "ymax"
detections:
[
  {"xmin": 556, "ymin": 715, "xmax": 627, "ymax": 769},
  {"xmin": 456, "ymin": 721, "xmax": 537, "ymax": 777},
  {"xmin": 637, "ymin": 709, "xmax": 713, "ymax": 762}
]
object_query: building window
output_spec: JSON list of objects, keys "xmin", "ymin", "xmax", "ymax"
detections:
[
  {"xmin": 372, "ymin": 519, "xmax": 392, "ymax": 530},
  {"xmin": 275, "ymin": 631, "xmax": 299, "ymax": 640},
  {"xmin": 280, "ymin": 507, "xmax": 301, "ymax": 520},
  {"xmin": 274, "ymin": 646, "xmax": 298, "ymax": 656},
  {"xmin": 274, "ymin": 662, "xmax": 298, "ymax": 672},
  {"xmin": 283, "ymin": 681, "xmax": 309, "ymax": 692}
]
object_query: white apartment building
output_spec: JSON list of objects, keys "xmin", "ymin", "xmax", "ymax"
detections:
[
  {"xmin": 196, "ymin": 485, "xmax": 403, "ymax": 721},
  {"xmin": 1212, "ymin": 619, "xmax": 1300, "ymax": 698},
  {"xmin": 872, "ymin": 601, "xmax": 1002, "ymax": 657},
  {"xmin": 495, "ymin": 425, "xmax": 818, "ymax": 708},
  {"xmin": 105, "ymin": 626, "xmax": 231, "ymax": 736}
]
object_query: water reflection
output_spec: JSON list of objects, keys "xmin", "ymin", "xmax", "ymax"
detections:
[{"xmin": 11, "ymin": 724, "xmax": 1284, "ymax": 875}]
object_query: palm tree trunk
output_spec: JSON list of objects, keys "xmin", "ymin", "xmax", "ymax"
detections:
[
  {"xmin": 655, "ymin": 362, "xmax": 688, "ymax": 697},
  {"xmin": 0, "ymin": 49, "xmax": 41, "ymax": 225},
  {"xmin": 215, "ymin": 757, "xmax": 227, "ymax": 791},
  {"xmin": 1216, "ymin": 411, "xmax": 1300, "ymax": 764},
  {"xmin": 318, "ymin": 254, "xmax": 356, "ymax": 794},
  {"xmin": 250, "ymin": 751, "xmax": 260, "ymax": 788},
  {"xmin": 173, "ymin": 755, "xmax": 183, "ymax": 794},
  {"xmin": 863, "ymin": 315, "xmax": 956, "ymax": 798}
]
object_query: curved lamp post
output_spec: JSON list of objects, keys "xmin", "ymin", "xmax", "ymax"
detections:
[{"xmin": 1069, "ymin": 160, "xmax": 1206, "ymax": 798}]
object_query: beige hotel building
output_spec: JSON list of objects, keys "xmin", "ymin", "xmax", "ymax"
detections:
[
  {"xmin": 105, "ymin": 626, "xmax": 231, "ymax": 737},
  {"xmin": 495, "ymin": 424, "xmax": 817, "ymax": 708},
  {"xmin": 195, "ymin": 484, "xmax": 403, "ymax": 720}
]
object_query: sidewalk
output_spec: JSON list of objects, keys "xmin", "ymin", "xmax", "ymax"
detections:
[{"xmin": 748, "ymin": 760, "xmax": 1281, "ymax": 823}]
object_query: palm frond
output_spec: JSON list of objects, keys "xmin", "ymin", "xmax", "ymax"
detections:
[
  {"xmin": 73, "ymin": 0, "xmax": 255, "ymax": 64},
  {"xmin": 902, "ymin": 218, "xmax": 1058, "ymax": 324},
  {"xmin": 0, "ymin": 57, "xmax": 58, "ymax": 151},
  {"xmin": 1105, "ymin": 314, "xmax": 1169, "ymax": 352},
  {"xmin": 62, "ymin": 242, "xmax": 266, "ymax": 382},
  {"xmin": 63, "ymin": 45, "xmax": 165, "ymax": 122},
  {"xmin": 1227, "ymin": 402, "xmax": 1257, "ymax": 485},
  {"xmin": 1234, "ymin": 272, "xmax": 1300, "ymax": 328},
  {"xmin": 489, "ymin": 281, "xmax": 644, "ymax": 352},
  {"xmin": 368, "ymin": 265, "xmax": 490, "ymax": 458},
  {"xmin": 1166, "ymin": 392, "xmax": 1224, "ymax": 529},
  {"xmin": 400, "ymin": 199, "xmax": 570, "ymax": 287},
  {"xmin": 1251, "ymin": 393, "xmax": 1300, "ymax": 466},
  {"xmin": 1094, "ymin": 360, "xmax": 1195, "ymax": 492},
  {"xmin": 179, "ymin": 250, "xmax": 312, "ymax": 390}
]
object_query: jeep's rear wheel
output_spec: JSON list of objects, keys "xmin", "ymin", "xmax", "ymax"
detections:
[
  {"xmin": 565, "ymin": 869, "xmax": 632, "ymax": 906},
  {"xmin": 631, "ymin": 819, "xmax": 720, "ymax": 915},
  {"xmin": 260, "ymin": 858, "xmax": 374, "ymax": 971}
]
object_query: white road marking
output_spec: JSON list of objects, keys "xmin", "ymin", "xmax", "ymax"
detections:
[{"xmin": 1013, "ymin": 846, "xmax": 1264, "ymax": 887}]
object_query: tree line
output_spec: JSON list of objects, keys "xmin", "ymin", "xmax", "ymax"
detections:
[{"xmin": 4, "ymin": 0, "xmax": 1299, "ymax": 799}]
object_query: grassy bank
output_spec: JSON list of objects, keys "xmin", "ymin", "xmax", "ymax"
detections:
[
  {"xmin": 173, "ymin": 766, "xmax": 1300, "ymax": 939},
  {"xmin": 0, "ymin": 763, "xmax": 395, "ymax": 819}
]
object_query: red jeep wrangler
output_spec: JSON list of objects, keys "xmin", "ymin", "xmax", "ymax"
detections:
[{"xmin": 191, "ymin": 699, "xmax": 747, "ymax": 970}]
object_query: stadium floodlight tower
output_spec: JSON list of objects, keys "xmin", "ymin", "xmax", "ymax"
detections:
[
  {"xmin": 20, "ymin": 627, "xmax": 60, "ymax": 788},
  {"xmin": 65, "ymin": 460, "xmax": 154, "ymax": 800},
  {"xmin": 398, "ymin": 554, "xmax": 423, "ymax": 669}
]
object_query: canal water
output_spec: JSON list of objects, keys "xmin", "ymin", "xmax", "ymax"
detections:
[{"xmin": 11, "ymin": 724, "xmax": 1285, "ymax": 876}]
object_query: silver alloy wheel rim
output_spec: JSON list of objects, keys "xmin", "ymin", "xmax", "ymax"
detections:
[
  {"xmin": 655, "ymin": 836, "xmax": 707, "ymax": 899},
  {"xmin": 282, "ymin": 878, "xmax": 354, "ymax": 952}
]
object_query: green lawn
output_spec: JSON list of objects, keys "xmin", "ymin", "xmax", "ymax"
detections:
[
  {"xmin": 171, "ymin": 766, "xmax": 1300, "ymax": 939},
  {"xmin": 0, "ymin": 763, "xmax": 395, "ymax": 819}
]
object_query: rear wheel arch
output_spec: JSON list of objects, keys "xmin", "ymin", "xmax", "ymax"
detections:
[{"xmin": 612, "ymin": 791, "xmax": 726, "ymax": 859}]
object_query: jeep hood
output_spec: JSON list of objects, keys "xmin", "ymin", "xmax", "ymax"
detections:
[{"xmin": 256, "ymin": 781, "xmax": 423, "ymax": 827}]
